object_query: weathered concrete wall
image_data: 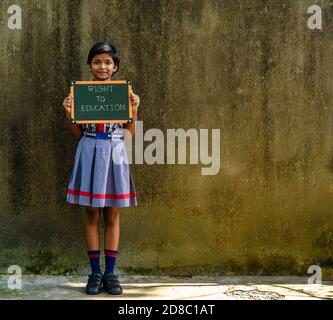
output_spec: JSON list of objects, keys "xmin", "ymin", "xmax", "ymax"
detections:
[{"xmin": 0, "ymin": 0, "xmax": 333, "ymax": 276}]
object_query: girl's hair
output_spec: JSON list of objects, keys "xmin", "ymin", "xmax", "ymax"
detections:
[{"xmin": 87, "ymin": 42, "xmax": 120, "ymax": 75}]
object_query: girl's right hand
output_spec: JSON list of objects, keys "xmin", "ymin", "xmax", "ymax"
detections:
[{"xmin": 63, "ymin": 95, "xmax": 72, "ymax": 119}]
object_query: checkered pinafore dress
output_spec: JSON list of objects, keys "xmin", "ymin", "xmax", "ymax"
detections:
[{"xmin": 66, "ymin": 123, "xmax": 137, "ymax": 208}]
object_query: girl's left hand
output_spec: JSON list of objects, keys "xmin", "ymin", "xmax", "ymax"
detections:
[{"xmin": 130, "ymin": 92, "xmax": 140, "ymax": 115}]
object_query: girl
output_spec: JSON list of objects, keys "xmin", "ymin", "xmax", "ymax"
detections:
[{"xmin": 62, "ymin": 42, "xmax": 140, "ymax": 295}]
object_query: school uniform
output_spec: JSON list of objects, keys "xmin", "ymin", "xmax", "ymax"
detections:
[{"xmin": 66, "ymin": 123, "xmax": 137, "ymax": 208}]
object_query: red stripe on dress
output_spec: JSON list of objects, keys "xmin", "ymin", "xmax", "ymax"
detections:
[{"xmin": 67, "ymin": 189, "xmax": 136, "ymax": 199}]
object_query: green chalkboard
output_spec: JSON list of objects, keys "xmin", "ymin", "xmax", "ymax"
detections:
[{"xmin": 69, "ymin": 80, "xmax": 133, "ymax": 124}]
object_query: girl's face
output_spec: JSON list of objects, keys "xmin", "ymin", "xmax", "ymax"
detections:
[{"xmin": 89, "ymin": 53, "xmax": 118, "ymax": 81}]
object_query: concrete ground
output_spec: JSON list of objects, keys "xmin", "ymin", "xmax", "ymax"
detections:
[{"xmin": 0, "ymin": 275, "xmax": 332, "ymax": 300}]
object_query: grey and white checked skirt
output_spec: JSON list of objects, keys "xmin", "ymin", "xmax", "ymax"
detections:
[{"xmin": 66, "ymin": 129, "xmax": 137, "ymax": 208}]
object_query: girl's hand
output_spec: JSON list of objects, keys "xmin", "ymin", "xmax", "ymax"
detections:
[
  {"xmin": 130, "ymin": 92, "xmax": 140, "ymax": 116},
  {"xmin": 63, "ymin": 95, "xmax": 72, "ymax": 119}
]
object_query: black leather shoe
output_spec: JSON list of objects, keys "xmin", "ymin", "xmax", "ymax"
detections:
[
  {"xmin": 85, "ymin": 272, "xmax": 103, "ymax": 295},
  {"xmin": 102, "ymin": 273, "xmax": 123, "ymax": 295}
]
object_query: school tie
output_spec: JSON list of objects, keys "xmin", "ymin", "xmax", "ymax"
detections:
[{"xmin": 96, "ymin": 123, "xmax": 105, "ymax": 132}]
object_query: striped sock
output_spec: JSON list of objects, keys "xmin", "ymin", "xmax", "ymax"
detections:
[
  {"xmin": 104, "ymin": 249, "xmax": 118, "ymax": 274},
  {"xmin": 87, "ymin": 250, "xmax": 101, "ymax": 274}
]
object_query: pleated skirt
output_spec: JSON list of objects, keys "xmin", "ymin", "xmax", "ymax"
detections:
[{"xmin": 66, "ymin": 134, "xmax": 137, "ymax": 208}]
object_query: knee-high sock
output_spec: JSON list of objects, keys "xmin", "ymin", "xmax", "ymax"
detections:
[
  {"xmin": 87, "ymin": 250, "xmax": 101, "ymax": 274},
  {"xmin": 104, "ymin": 249, "xmax": 118, "ymax": 274}
]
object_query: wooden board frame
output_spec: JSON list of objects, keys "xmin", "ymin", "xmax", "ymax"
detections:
[{"xmin": 69, "ymin": 80, "xmax": 133, "ymax": 124}]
